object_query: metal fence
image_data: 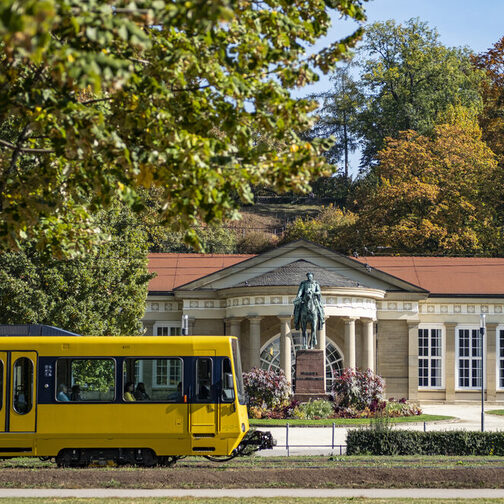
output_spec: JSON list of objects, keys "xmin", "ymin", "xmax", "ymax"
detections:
[
  {"xmin": 273, "ymin": 423, "xmax": 346, "ymax": 456},
  {"xmin": 269, "ymin": 420, "xmax": 430, "ymax": 456}
]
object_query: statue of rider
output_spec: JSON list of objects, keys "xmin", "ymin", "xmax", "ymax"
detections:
[{"xmin": 293, "ymin": 272, "xmax": 325, "ymax": 349}]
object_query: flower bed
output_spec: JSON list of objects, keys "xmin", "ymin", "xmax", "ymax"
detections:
[{"xmin": 244, "ymin": 367, "xmax": 422, "ymax": 420}]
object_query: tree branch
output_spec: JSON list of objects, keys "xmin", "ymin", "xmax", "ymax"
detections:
[{"xmin": 0, "ymin": 139, "xmax": 54, "ymax": 154}]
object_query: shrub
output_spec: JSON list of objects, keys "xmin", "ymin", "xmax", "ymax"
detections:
[
  {"xmin": 236, "ymin": 231, "xmax": 278, "ymax": 253},
  {"xmin": 243, "ymin": 368, "xmax": 291, "ymax": 410},
  {"xmin": 332, "ymin": 368, "xmax": 385, "ymax": 410},
  {"xmin": 346, "ymin": 430, "xmax": 504, "ymax": 456},
  {"xmin": 293, "ymin": 399, "xmax": 334, "ymax": 420}
]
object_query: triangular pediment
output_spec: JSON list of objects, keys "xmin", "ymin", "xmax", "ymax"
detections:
[
  {"xmin": 234, "ymin": 260, "xmax": 367, "ymax": 288},
  {"xmin": 174, "ymin": 240, "xmax": 428, "ymax": 294}
]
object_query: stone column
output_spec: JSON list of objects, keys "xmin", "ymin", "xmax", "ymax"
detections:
[
  {"xmin": 279, "ymin": 316, "xmax": 292, "ymax": 389},
  {"xmin": 445, "ymin": 322, "xmax": 457, "ymax": 402},
  {"xmin": 344, "ymin": 317, "xmax": 357, "ymax": 369},
  {"xmin": 487, "ymin": 323, "xmax": 498, "ymax": 402},
  {"xmin": 248, "ymin": 317, "xmax": 262, "ymax": 370},
  {"xmin": 362, "ymin": 318, "xmax": 375, "ymax": 372},
  {"xmin": 229, "ymin": 318, "xmax": 241, "ymax": 338},
  {"xmin": 407, "ymin": 322, "xmax": 419, "ymax": 401},
  {"xmin": 188, "ymin": 317, "xmax": 195, "ymax": 336},
  {"xmin": 316, "ymin": 316, "xmax": 328, "ymax": 391}
]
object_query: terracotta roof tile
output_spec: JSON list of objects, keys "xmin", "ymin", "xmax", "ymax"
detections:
[
  {"xmin": 355, "ymin": 256, "xmax": 504, "ymax": 295},
  {"xmin": 148, "ymin": 253, "xmax": 504, "ymax": 296},
  {"xmin": 148, "ymin": 253, "xmax": 255, "ymax": 291}
]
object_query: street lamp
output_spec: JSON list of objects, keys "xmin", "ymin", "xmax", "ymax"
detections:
[
  {"xmin": 181, "ymin": 314, "xmax": 189, "ymax": 336},
  {"xmin": 480, "ymin": 313, "xmax": 486, "ymax": 432}
]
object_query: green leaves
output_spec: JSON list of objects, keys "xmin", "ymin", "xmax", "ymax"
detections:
[{"xmin": 0, "ymin": 0, "xmax": 368, "ymax": 255}]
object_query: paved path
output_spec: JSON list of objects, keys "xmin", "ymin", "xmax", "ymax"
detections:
[
  {"xmin": 0, "ymin": 488, "xmax": 504, "ymax": 498},
  {"xmin": 257, "ymin": 402, "xmax": 504, "ymax": 456}
]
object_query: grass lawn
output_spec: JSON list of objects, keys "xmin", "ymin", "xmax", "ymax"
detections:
[
  {"xmin": 249, "ymin": 414, "xmax": 453, "ymax": 427},
  {"xmin": 3, "ymin": 500, "xmax": 504, "ymax": 504},
  {"xmin": 486, "ymin": 409, "xmax": 504, "ymax": 416}
]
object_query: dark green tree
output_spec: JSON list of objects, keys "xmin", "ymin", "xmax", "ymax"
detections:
[
  {"xmin": 0, "ymin": 204, "xmax": 154, "ymax": 334},
  {"xmin": 356, "ymin": 18, "xmax": 483, "ymax": 169},
  {"xmin": 308, "ymin": 64, "xmax": 363, "ymax": 178}
]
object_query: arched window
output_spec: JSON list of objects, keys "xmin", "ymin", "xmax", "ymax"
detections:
[{"xmin": 260, "ymin": 332, "xmax": 343, "ymax": 390}]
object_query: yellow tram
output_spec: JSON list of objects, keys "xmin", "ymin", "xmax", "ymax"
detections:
[{"xmin": 0, "ymin": 335, "xmax": 270, "ymax": 466}]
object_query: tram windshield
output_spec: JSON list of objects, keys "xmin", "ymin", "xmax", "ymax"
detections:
[{"xmin": 231, "ymin": 338, "xmax": 246, "ymax": 405}]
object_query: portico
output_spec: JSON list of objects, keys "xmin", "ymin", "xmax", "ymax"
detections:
[{"xmin": 144, "ymin": 241, "xmax": 431, "ymax": 396}]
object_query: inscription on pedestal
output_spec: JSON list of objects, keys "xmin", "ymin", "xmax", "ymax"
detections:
[{"xmin": 295, "ymin": 349, "xmax": 325, "ymax": 394}]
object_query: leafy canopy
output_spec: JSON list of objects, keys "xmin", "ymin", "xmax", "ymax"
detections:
[
  {"xmin": 357, "ymin": 18, "xmax": 484, "ymax": 168},
  {"xmin": 355, "ymin": 107, "xmax": 500, "ymax": 255},
  {"xmin": 0, "ymin": 203, "xmax": 153, "ymax": 335},
  {"xmin": 0, "ymin": 0, "xmax": 368, "ymax": 255}
]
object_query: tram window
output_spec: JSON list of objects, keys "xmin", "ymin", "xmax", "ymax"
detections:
[
  {"xmin": 13, "ymin": 357, "xmax": 33, "ymax": 414},
  {"xmin": 0, "ymin": 360, "xmax": 3, "ymax": 411},
  {"xmin": 123, "ymin": 358, "xmax": 183, "ymax": 402},
  {"xmin": 196, "ymin": 358, "xmax": 212, "ymax": 401},
  {"xmin": 56, "ymin": 359, "xmax": 115, "ymax": 402},
  {"xmin": 232, "ymin": 339, "xmax": 246, "ymax": 405},
  {"xmin": 221, "ymin": 358, "xmax": 235, "ymax": 402}
]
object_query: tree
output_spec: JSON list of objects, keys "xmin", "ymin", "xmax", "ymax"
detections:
[
  {"xmin": 308, "ymin": 64, "xmax": 363, "ymax": 178},
  {"xmin": 282, "ymin": 205, "xmax": 357, "ymax": 253},
  {"xmin": 472, "ymin": 36, "xmax": 504, "ymax": 160},
  {"xmin": 0, "ymin": 203, "xmax": 154, "ymax": 334},
  {"xmin": 356, "ymin": 19, "xmax": 483, "ymax": 169},
  {"xmin": 0, "ymin": 0, "xmax": 369, "ymax": 255},
  {"xmin": 354, "ymin": 107, "xmax": 500, "ymax": 255}
]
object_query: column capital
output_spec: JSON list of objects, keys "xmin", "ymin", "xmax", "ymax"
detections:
[
  {"xmin": 247, "ymin": 316, "xmax": 263, "ymax": 323},
  {"xmin": 444, "ymin": 322, "xmax": 458, "ymax": 330},
  {"xmin": 278, "ymin": 315, "xmax": 293, "ymax": 323},
  {"xmin": 342, "ymin": 316, "xmax": 358, "ymax": 324},
  {"xmin": 225, "ymin": 317, "xmax": 243, "ymax": 323},
  {"xmin": 361, "ymin": 317, "xmax": 376, "ymax": 324},
  {"xmin": 407, "ymin": 321, "xmax": 419, "ymax": 329}
]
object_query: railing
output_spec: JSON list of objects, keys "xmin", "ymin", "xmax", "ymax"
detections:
[
  {"xmin": 272, "ymin": 423, "xmax": 346, "ymax": 456},
  {"xmin": 267, "ymin": 421, "xmax": 429, "ymax": 456}
]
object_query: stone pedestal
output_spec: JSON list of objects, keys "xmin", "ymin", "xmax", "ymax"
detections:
[{"xmin": 294, "ymin": 349, "xmax": 326, "ymax": 401}]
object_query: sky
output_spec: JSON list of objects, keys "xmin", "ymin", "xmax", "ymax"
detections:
[{"xmin": 297, "ymin": 0, "xmax": 504, "ymax": 175}]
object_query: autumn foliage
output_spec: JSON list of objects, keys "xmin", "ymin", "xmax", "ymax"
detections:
[{"xmin": 354, "ymin": 109, "xmax": 500, "ymax": 255}]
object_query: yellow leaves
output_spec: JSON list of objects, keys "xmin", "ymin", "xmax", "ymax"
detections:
[{"xmin": 67, "ymin": 53, "xmax": 75, "ymax": 63}]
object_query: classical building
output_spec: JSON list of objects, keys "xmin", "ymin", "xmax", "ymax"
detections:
[{"xmin": 143, "ymin": 240, "xmax": 504, "ymax": 402}]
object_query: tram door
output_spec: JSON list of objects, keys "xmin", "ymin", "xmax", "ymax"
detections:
[
  {"xmin": 190, "ymin": 357, "xmax": 217, "ymax": 434},
  {"xmin": 7, "ymin": 352, "xmax": 37, "ymax": 433},
  {"xmin": 0, "ymin": 353, "xmax": 5, "ymax": 432}
]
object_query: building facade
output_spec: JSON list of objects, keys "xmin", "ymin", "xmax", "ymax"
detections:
[{"xmin": 143, "ymin": 240, "xmax": 504, "ymax": 402}]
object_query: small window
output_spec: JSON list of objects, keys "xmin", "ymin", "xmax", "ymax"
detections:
[
  {"xmin": 56, "ymin": 359, "xmax": 115, "ymax": 402},
  {"xmin": 123, "ymin": 358, "xmax": 183, "ymax": 402},
  {"xmin": 221, "ymin": 358, "xmax": 235, "ymax": 402},
  {"xmin": 196, "ymin": 358, "xmax": 212, "ymax": 401},
  {"xmin": 13, "ymin": 357, "xmax": 33, "ymax": 414},
  {"xmin": 155, "ymin": 325, "xmax": 181, "ymax": 336}
]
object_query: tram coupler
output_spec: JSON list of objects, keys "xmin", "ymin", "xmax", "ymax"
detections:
[{"xmin": 236, "ymin": 430, "xmax": 275, "ymax": 455}]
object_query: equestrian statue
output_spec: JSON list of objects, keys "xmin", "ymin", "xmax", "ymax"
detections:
[{"xmin": 293, "ymin": 272, "xmax": 325, "ymax": 349}]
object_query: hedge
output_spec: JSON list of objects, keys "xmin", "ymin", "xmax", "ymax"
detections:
[{"xmin": 346, "ymin": 430, "xmax": 504, "ymax": 455}]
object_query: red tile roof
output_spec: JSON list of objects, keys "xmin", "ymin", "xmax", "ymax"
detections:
[
  {"xmin": 355, "ymin": 256, "xmax": 504, "ymax": 295},
  {"xmin": 148, "ymin": 253, "xmax": 504, "ymax": 296},
  {"xmin": 148, "ymin": 253, "xmax": 255, "ymax": 291}
]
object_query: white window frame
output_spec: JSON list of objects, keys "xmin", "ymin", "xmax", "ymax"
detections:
[
  {"xmin": 455, "ymin": 325, "xmax": 485, "ymax": 390},
  {"xmin": 496, "ymin": 325, "xmax": 504, "ymax": 390},
  {"xmin": 153, "ymin": 322, "xmax": 181, "ymax": 337},
  {"xmin": 152, "ymin": 358, "xmax": 183, "ymax": 390},
  {"xmin": 418, "ymin": 324, "xmax": 445, "ymax": 390}
]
